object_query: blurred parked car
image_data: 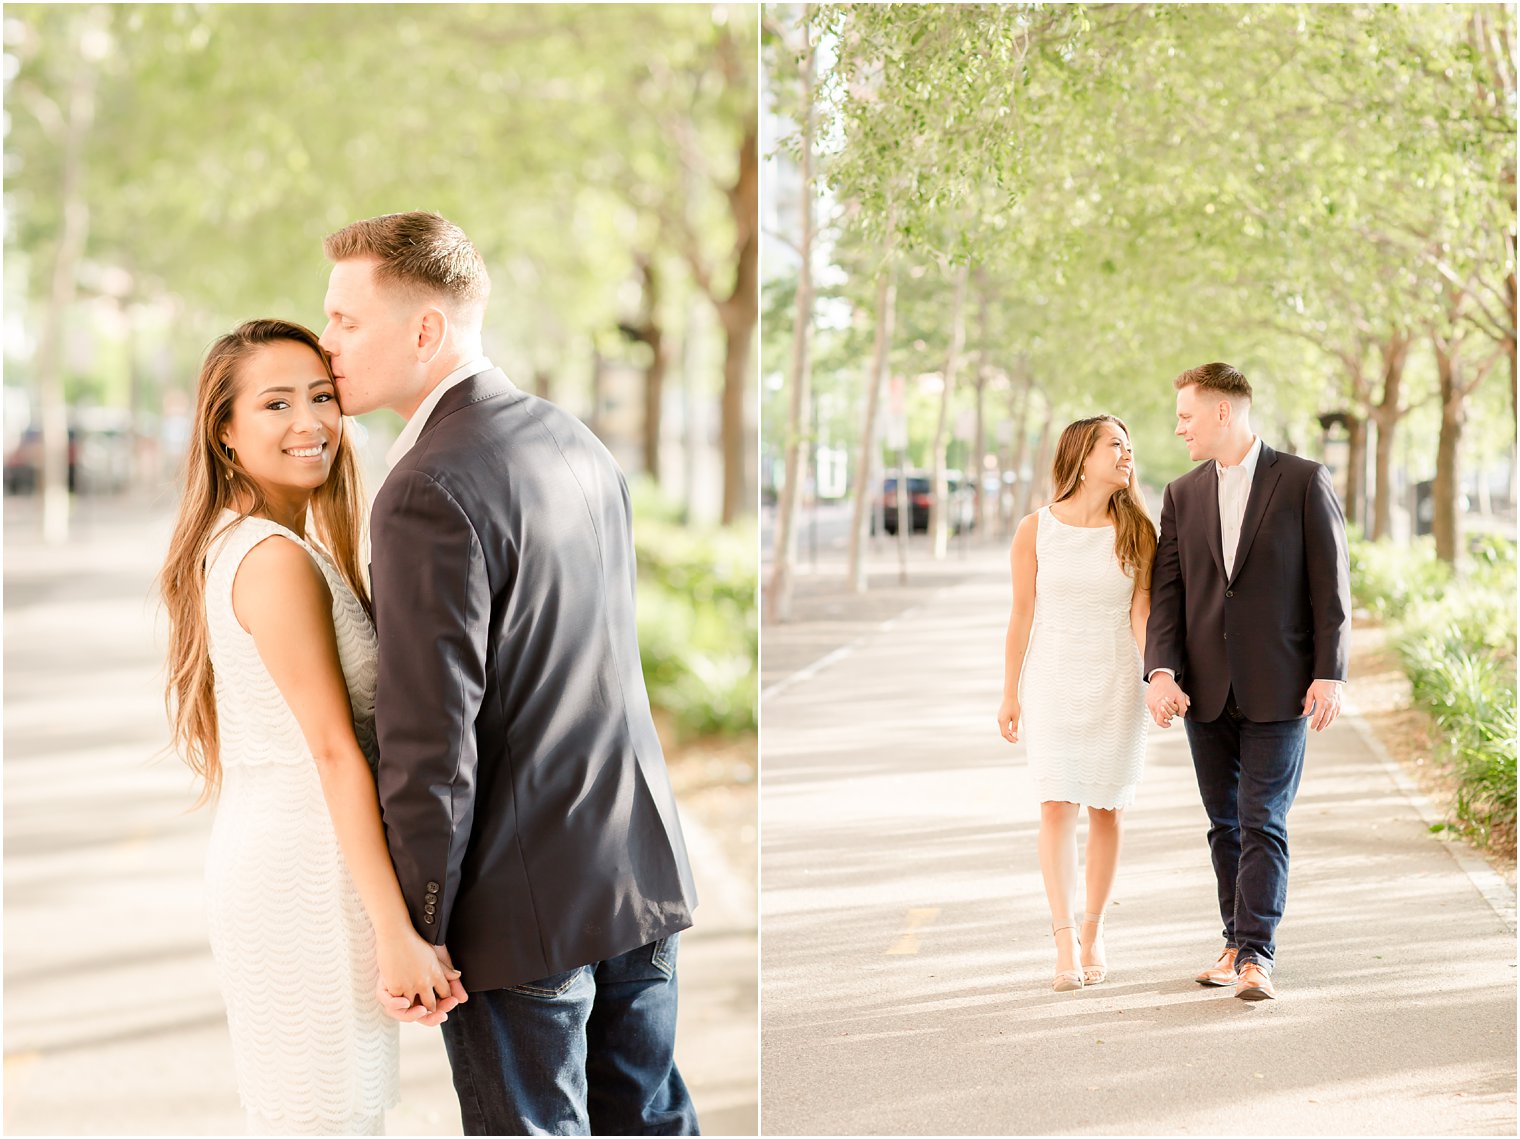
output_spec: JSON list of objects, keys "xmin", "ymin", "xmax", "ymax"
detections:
[
  {"xmin": 4, "ymin": 410, "xmax": 133, "ymax": 495},
  {"xmin": 3, "ymin": 429, "xmax": 75, "ymax": 494},
  {"xmin": 872, "ymin": 472, "xmax": 975, "ymax": 535}
]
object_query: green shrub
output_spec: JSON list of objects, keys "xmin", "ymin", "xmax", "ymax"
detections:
[
  {"xmin": 631, "ymin": 483, "xmax": 757, "ymax": 740},
  {"xmin": 1380, "ymin": 537, "xmax": 1518, "ymax": 852},
  {"xmin": 1349, "ymin": 535, "xmax": 1451, "ymax": 620}
]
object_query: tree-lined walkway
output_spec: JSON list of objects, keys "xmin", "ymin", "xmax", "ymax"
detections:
[{"xmin": 760, "ymin": 546, "xmax": 1516, "ymax": 1136}]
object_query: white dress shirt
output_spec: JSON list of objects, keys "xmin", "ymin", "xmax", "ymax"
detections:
[
  {"xmin": 385, "ymin": 356, "xmax": 494, "ymax": 469},
  {"xmin": 1218, "ymin": 435, "xmax": 1262, "ymax": 579}
]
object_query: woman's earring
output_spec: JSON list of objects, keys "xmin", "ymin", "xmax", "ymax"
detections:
[{"xmin": 224, "ymin": 446, "xmax": 236, "ymax": 481}]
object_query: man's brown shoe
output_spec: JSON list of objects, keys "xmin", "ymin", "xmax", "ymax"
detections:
[
  {"xmin": 1234, "ymin": 961, "xmax": 1276, "ymax": 1001},
  {"xmin": 1195, "ymin": 947, "xmax": 1238, "ymax": 986}
]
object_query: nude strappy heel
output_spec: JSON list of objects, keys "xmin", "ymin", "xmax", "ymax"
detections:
[
  {"xmin": 1051, "ymin": 921, "xmax": 1084, "ymax": 992},
  {"xmin": 1080, "ymin": 911, "xmax": 1108, "ymax": 985}
]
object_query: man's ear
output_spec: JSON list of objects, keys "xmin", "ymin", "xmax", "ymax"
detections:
[{"xmin": 417, "ymin": 307, "xmax": 450, "ymax": 364}]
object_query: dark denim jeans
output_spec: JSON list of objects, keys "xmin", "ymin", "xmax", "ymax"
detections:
[
  {"xmin": 1185, "ymin": 694, "xmax": 1308, "ymax": 974},
  {"xmin": 440, "ymin": 934, "xmax": 698, "ymax": 1136}
]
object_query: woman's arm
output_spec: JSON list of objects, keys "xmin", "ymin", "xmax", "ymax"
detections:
[
  {"xmin": 997, "ymin": 512, "xmax": 1039, "ymax": 742},
  {"xmin": 1130, "ymin": 583, "xmax": 1151, "ymax": 661},
  {"xmin": 232, "ymin": 535, "xmax": 458, "ymax": 1014}
]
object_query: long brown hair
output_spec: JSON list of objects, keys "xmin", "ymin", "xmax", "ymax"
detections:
[
  {"xmin": 1050, "ymin": 414, "xmax": 1157, "ymax": 589},
  {"xmin": 159, "ymin": 319, "xmax": 370, "ymax": 805}
]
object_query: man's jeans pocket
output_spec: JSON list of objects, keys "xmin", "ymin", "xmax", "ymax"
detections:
[
  {"xmin": 507, "ymin": 964, "xmax": 588, "ymax": 999},
  {"xmin": 649, "ymin": 933, "xmax": 678, "ymax": 980}
]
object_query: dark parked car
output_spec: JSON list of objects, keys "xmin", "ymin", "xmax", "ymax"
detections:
[
  {"xmin": 872, "ymin": 474, "xmax": 975, "ymax": 535},
  {"xmin": 3, "ymin": 429, "xmax": 77, "ymax": 495},
  {"xmin": 4, "ymin": 418, "xmax": 132, "ymax": 496}
]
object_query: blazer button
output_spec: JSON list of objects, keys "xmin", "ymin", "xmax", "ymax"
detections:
[
  {"xmin": 426, "ymin": 881, "xmax": 440, "ymax": 893},
  {"xmin": 1226, "ymin": 590, "xmax": 1234, "ymax": 597},
  {"xmin": 425, "ymin": 904, "xmax": 436, "ymax": 915},
  {"xmin": 425, "ymin": 894, "xmax": 438, "ymax": 904},
  {"xmin": 1223, "ymin": 632, "xmax": 1229, "ymax": 640},
  {"xmin": 424, "ymin": 915, "xmax": 435, "ymax": 925}
]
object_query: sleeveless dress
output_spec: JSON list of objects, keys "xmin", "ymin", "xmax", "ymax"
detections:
[
  {"xmin": 1019, "ymin": 504, "xmax": 1148, "ymax": 808},
  {"xmin": 202, "ymin": 511, "xmax": 399, "ymax": 1135}
]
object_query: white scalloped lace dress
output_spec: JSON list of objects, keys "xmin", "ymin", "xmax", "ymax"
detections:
[
  {"xmin": 202, "ymin": 512, "xmax": 398, "ymax": 1135},
  {"xmin": 1019, "ymin": 505, "xmax": 1148, "ymax": 809}
]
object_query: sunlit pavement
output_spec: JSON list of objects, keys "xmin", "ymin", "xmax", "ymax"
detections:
[
  {"xmin": 2, "ymin": 495, "xmax": 756, "ymax": 1136},
  {"xmin": 760, "ymin": 542, "xmax": 1517, "ymax": 1136}
]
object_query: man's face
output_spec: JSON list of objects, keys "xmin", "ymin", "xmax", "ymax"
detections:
[
  {"xmin": 1174, "ymin": 383, "xmax": 1228, "ymax": 463},
  {"xmin": 319, "ymin": 258, "xmax": 424, "ymax": 418}
]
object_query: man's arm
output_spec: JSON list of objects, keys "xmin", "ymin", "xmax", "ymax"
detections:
[
  {"xmin": 1144, "ymin": 482, "xmax": 1185, "ymax": 683},
  {"xmin": 372, "ymin": 469, "xmax": 490, "ymax": 945},
  {"xmin": 1302, "ymin": 464, "xmax": 1351, "ymax": 730},
  {"xmin": 1304, "ymin": 463, "xmax": 1350, "ymax": 682}
]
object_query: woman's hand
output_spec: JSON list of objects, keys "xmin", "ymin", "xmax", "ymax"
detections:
[
  {"xmin": 376, "ymin": 927, "xmax": 458, "ymax": 1016},
  {"xmin": 997, "ymin": 696, "xmax": 1022, "ymax": 743}
]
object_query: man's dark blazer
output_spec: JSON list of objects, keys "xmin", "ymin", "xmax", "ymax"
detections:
[
  {"xmin": 370, "ymin": 369, "xmax": 697, "ymax": 993},
  {"xmin": 1144, "ymin": 441, "xmax": 1351, "ymax": 724}
]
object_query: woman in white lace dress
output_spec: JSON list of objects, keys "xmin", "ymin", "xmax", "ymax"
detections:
[
  {"xmin": 997, "ymin": 415, "xmax": 1165, "ymax": 992},
  {"xmin": 161, "ymin": 320, "xmax": 463, "ymax": 1133}
]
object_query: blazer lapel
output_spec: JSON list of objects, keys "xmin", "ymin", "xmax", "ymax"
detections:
[
  {"xmin": 1229, "ymin": 442, "xmax": 1283, "ymax": 585},
  {"xmin": 1198, "ymin": 465, "xmax": 1227, "ymax": 582}
]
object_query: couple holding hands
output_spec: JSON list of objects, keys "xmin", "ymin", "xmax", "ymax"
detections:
[
  {"xmin": 161, "ymin": 212, "xmax": 699, "ymax": 1136},
  {"xmin": 998, "ymin": 363, "xmax": 1351, "ymax": 1000}
]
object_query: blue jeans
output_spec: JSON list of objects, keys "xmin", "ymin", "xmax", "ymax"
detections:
[
  {"xmin": 440, "ymin": 934, "xmax": 698, "ymax": 1136},
  {"xmin": 1185, "ymin": 694, "xmax": 1308, "ymax": 973}
]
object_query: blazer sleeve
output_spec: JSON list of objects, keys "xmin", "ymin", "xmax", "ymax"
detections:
[
  {"xmin": 371, "ymin": 468, "xmax": 490, "ymax": 944},
  {"xmin": 1144, "ymin": 481, "xmax": 1185, "ymax": 684},
  {"xmin": 1304, "ymin": 463, "xmax": 1351, "ymax": 681}
]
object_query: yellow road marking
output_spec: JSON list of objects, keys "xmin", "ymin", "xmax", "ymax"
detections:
[{"xmin": 886, "ymin": 907, "xmax": 941, "ymax": 955}]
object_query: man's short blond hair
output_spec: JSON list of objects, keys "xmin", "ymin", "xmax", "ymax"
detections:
[
  {"xmin": 324, "ymin": 211, "xmax": 490, "ymax": 307},
  {"xmin": 1174, "ymin": 362, "xmax": 1252, "ymax": 403}
]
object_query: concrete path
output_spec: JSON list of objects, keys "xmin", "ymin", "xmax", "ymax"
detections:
[
  {"xmin": 760, "ymin": 540, "xmax": 1517, "ymax": 1136},
  {"xmin": 3, "ymin": 495, "xmax": 756, "ymax": 1136}
]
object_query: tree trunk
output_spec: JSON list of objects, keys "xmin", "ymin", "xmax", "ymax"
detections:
[
  {"xmin": 847, "ymin": 245, "xmax": 897, "ymax": 594},
  {"xmin": 717, "ymin": 123, "xmax": 759, "ymax": 526},
  {"xmin": 589, "ymin": 347, "xmax": 607, "ymax": 438},
  {"xmin": 1024, "ymin": 400, "xmax": 1055, "ymax": 515},
  {"xmin": 929, "ymin": 263, "xmax": 970, "ymax": 559},
  {"xmin": 1432, "ymin": 335, "xmax": 1464, "ymax": 565},
  {"xmin": 1368, "ymin": 331, "xmax": 1410, "ymax": 541},
  {"xmin": 1344, "ymin": 413, "xmax": 1367, "ymax": 535},
  {"xmin": 34, "ymin": 8, "xmax": 103, "ymax": 543},
  {"xmin": 628, "ymin": 256, "xmax": 667, "ymax": 484},
  {"xmin": 1009, "ymin": 371, "xmax": 1034, "ymax": 526},
  {"xmin": 681, "ymin": 297, "xmax": 702, "ymax": 524},
  {"xmin": 971, "ymin": 289, "xmax": 990, "ymax": 535},
  {"xmin": 765, "ymin": 16, "xmax": 815, "ymax": 625}
]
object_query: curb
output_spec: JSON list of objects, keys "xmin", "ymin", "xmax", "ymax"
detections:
[{"xmin": 1343, "ymin": 693, "xmax": 1517, "ymax": 933}]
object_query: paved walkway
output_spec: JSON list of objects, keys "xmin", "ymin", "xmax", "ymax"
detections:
[
  {"xmin": 760, "ymin": 537, "xmax": 1517, "ymax": 1136},
  {"xmin": 3, "ymin": 495, "xmax": 756, "ymax": 1135}
]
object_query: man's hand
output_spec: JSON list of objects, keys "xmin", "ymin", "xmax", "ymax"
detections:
[
  {"xmin": 376, "ymin": 977, "xmax": 457, "ymax": 1026},
  {"xmin": 1145, "ymin": 672, "xmax": 1191, "ymax": 728},
  {"xmin": 433, "ymin": 944, "xmax": 469, "ymax": 1007},
  {"xmin": 376, "ymin": 944, "xmax": 467, "ymax": 1026},
  {"xmin": 1301, "ymin": 678, "xmax": 1344, "ymax": 732}
]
